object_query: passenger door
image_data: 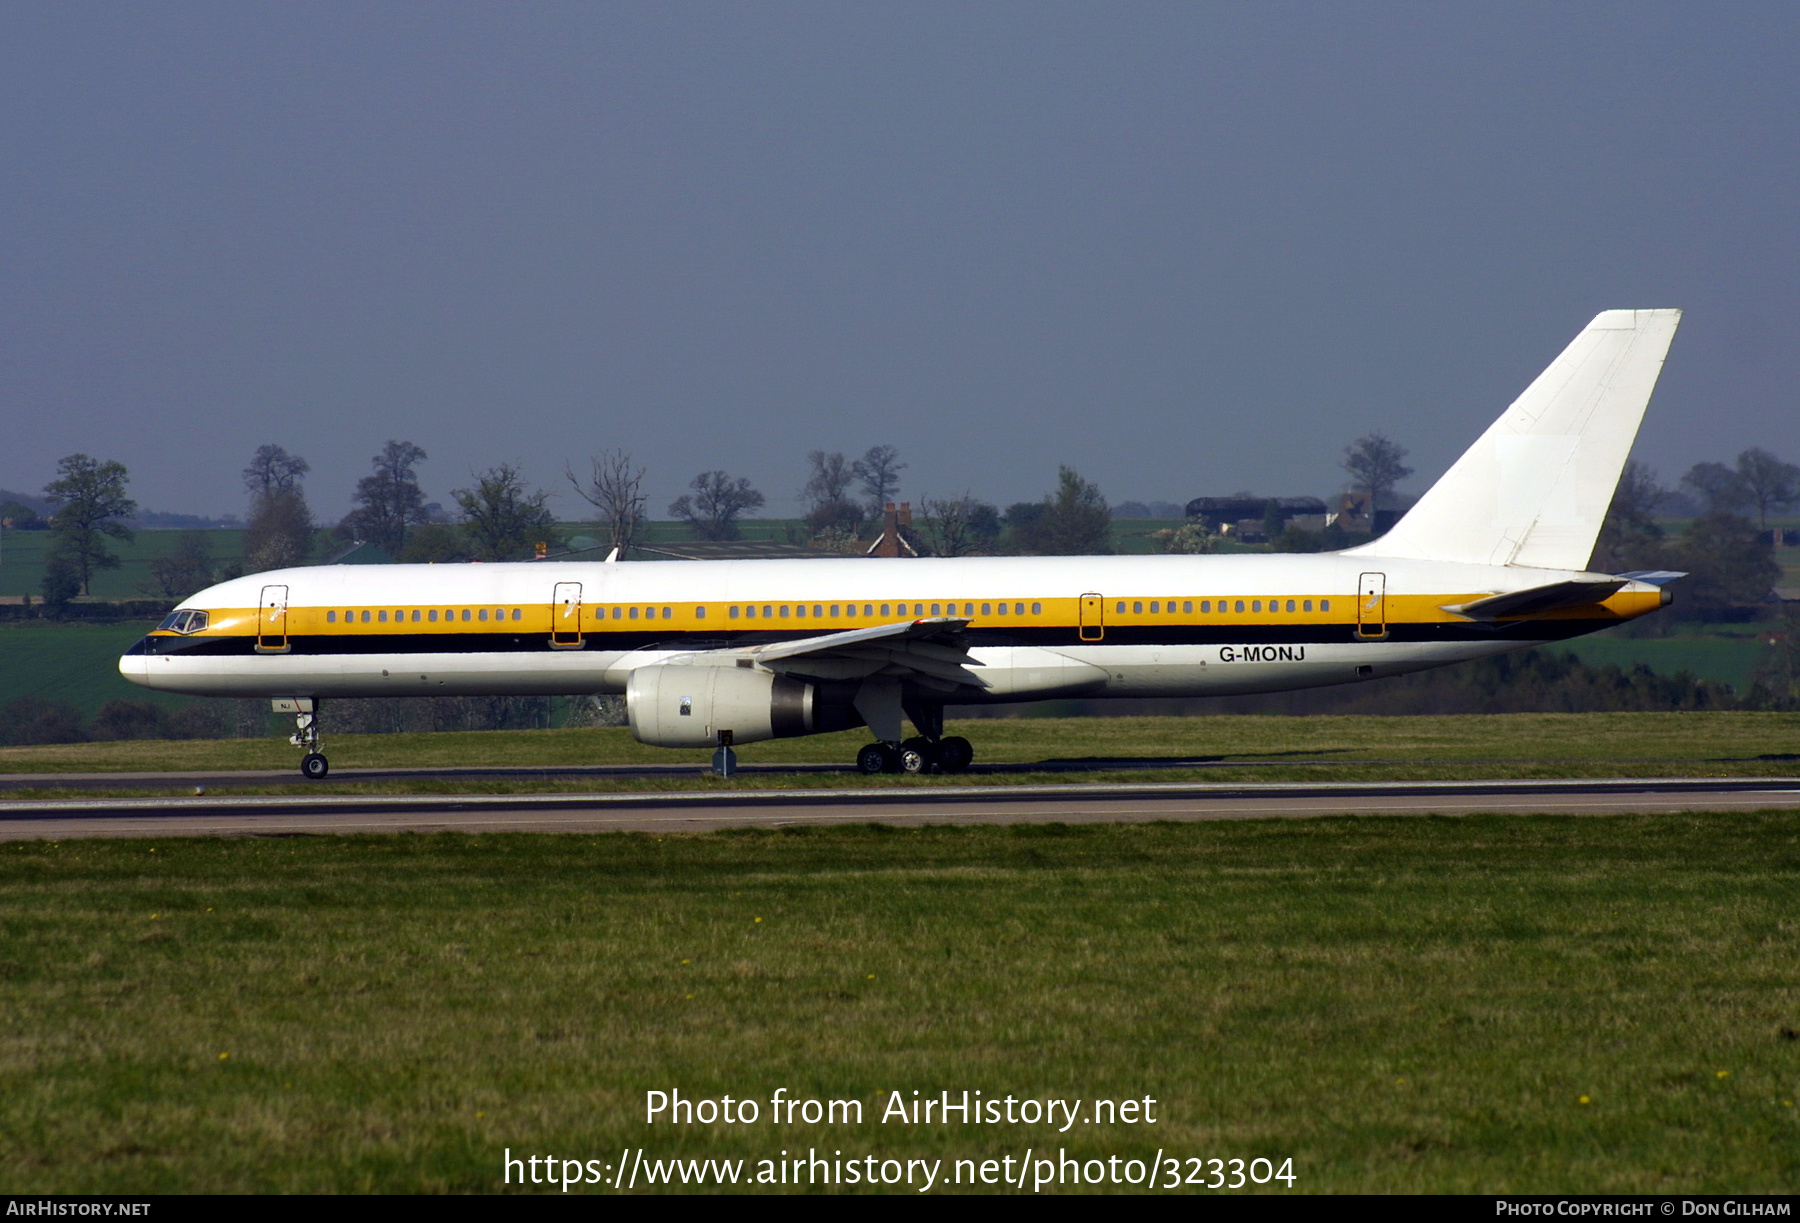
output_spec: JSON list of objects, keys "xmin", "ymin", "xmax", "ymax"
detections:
[
  {"xmin": 256, "ymin": 584, "xmax": 290, "ymax": 653},
  {"xmin": 1079, "ymin": 593, "xmax": 1105, "ymax": 642},
  {"xmin": 1356, "ymin": 572, "xmax": 1387, "ymax": 640},
  {"xmin": 551, "ymin": 582, "xmax": 583, "ymax": 648}
]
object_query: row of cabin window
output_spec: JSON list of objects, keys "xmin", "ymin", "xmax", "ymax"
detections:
[
  {"xmin": 1115, "ymin": 598, "xmax": 1332, "ymax": 615},
  {"xmin": 592, "ymin": 602, "xmax": 1049, "ymax": 621},
  {"xmin": 320, "ymin": 599, "xmax": 1326, "ymax": 627},
  {"xmin": 726, "ymin": 601, "xmax": 1041, "ymax": 620},
  {"xmin": 326, "ymin": 608, "xmax": 522, "ymax": 624}
]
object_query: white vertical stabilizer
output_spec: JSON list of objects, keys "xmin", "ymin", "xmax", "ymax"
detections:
[{"xmin": 1354, "ymin": 309, "xmax": 1681, "ymax": 571}]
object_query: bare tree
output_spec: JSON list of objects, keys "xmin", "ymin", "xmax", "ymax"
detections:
[
  {"xmin": 669, "ymin": 471, "xmax": 765, "ymax": 540},
  {"xmin": 1341, "ymin": 434, "xmax": 1414, "ymax": 514},
  {"xmin": 242, "ymin": 444, "xmax": 310, "ymax": 499},
  {"xmin": 801, "ymin": 450, "xmax": 863, "ymax": 538},
  {"xmin": 853, "ymin": 444, "xmax": 906, "ymax": 515},
  {"xmin": 567, "ymin": 449, "xmax": 647, "ymax": 555},
  {"xmin": 243, "ymin": 444, "xmax": 315, "ymax": 573},
  {"xmin": 1733, "ymin": 447, "xmax": 1800, "ymax": 528},
  {"xmin": 917, "ymin": 493, "xmax": 1000, "ymax": 557}
]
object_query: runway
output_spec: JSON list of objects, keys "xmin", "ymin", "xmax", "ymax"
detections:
[{"xmin": 1, "ymin": 777, "xmax": 1798, "ymax": 839}]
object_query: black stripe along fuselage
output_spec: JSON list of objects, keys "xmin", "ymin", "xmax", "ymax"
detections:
[{"xmin": 125, "ymin": 616, "xmax": 1613, "ymax": 658}]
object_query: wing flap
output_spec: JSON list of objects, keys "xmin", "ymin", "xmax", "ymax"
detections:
[
  {"xmin": 681, "ymin": 616, "xmax": 992, "ymax": 690},
  {"xmin": 752, "ymin": 616, "xmax": 972, "ymax": 663}
]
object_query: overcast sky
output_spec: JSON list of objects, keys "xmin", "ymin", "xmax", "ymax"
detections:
[{"xmin": 2, "ymin": 3, "xmax": 1796, "ymax": 521}]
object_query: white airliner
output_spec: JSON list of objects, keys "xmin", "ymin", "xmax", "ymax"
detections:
[{"xmin": 123, "ymin": 310, "xmax": 1683, "ymax": 779}]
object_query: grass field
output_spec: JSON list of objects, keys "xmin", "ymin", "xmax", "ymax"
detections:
[
  {"xmin": 0, "ymin": 615, "xmax": 1784, "ymax": 728},
  {"xmin": 2, "ymin": 713, "xmax": 1797, "ymax": 798},
  {"xmin": 1, "ymin": 816, "xmax": 1796, "ymax": 1193},
  {"xmin": 1555, "ymin": 630, "xmax": 1771, "ymax": 692},
  {"xmin": 0, "ymin": 621, "xmax": 182, "ymax": 717},
  {"xmin": 0, "ymin": 528, "xmax": 252, "ymax": 601}
]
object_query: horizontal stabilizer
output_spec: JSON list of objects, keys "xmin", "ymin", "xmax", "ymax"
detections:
[
  {"xmin": 1440, "ymin": 579, "xmax": 1626, "ymax": 621},
  {"xmin": 1356, "ymin": 309, "xmax": 1682, "ymax": 570},
  {"xmin": 1616, "ymin": 570, "xmax": 1688, "ymax": 585}
]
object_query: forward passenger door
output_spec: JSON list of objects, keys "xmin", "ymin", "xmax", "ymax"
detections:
[
  {"xmin": 551, "ymin": 582, "xmax": 583, "ymax": 648},
  {"xmin": 255, "ymin": 585, "xmax": 289, "ymax": 654}
]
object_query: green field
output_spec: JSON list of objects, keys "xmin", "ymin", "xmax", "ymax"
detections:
[
  {"xmin": 1, "ymin": 816, "xmax": 1796, "ymax": 1193},
  {"xmin": 0, "ymin": 621, "xmax": 179, "ymax": 717},
  {"xmin": 1555, "ymin": 629, "xmax": 1771, "ymax": 692},
  {"xmin": 0, "ymin": 528, "xmax": 251, "ymax": 601},
  {"xmin": 0, "ymin": 616, "xmax": 1783, "ymax": 732},
  {"xmin": 3, "ymin": 713, "xmax": 1798, "ymax": 794}
]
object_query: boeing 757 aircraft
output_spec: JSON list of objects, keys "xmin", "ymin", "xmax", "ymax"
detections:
[{"xmin": 123, "ymin": 310, "xmax": 1684, "ymax": 778}]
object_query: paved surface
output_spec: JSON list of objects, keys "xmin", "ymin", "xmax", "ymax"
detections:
[
  {"xmin": 2, "ymin": 751, "xmax": 1789, "ymax": 792},
  {"xmin": 0, "ymin": 756, "xmax": 1374, "ymax": 791},
  {"xmin": 2, "ymin": 777, "xmax": 1798, "ymax": 839}
]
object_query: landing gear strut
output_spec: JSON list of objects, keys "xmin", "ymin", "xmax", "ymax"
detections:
[{"xmin": 283, "ymin": 699, "xmax": 328, "ymax": 779}]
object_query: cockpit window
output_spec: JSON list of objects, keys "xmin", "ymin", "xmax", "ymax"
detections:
[{"xmin": 155, "ymin": 610, "xmax": 209, "ymax": 634}]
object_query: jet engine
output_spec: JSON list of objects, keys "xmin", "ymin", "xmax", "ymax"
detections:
[{"xmin": 626, "ymin": 663, "xmax": 816, "ymax": 747}]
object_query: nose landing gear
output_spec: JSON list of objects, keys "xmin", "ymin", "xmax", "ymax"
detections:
[{"xmin": 280, "ymin": 699, "xmax": 329, "ymax": 779}]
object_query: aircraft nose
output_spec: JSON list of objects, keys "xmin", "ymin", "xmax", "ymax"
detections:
[{"xmin": 118, "ymin": 639, "xmax": 152, "ymax": 688}]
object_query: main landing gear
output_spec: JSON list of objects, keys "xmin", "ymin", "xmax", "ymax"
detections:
[
  {"xmin": 854, "ymin": 735, "xmax": 975, "ymax": 775},
  {"xmin": 284, "ymin": 700, "xmax": 329, "ymax": 779},
  {"xmin": 853, "ymin": 700, "xmax": 974, "ymax": 775}
]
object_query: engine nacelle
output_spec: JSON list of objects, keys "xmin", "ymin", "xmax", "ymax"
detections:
[{"xmin": 626, "ymin": 663, "xmax": 815, "ymax": 747}]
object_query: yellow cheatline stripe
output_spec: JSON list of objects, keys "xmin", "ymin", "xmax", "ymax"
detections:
[{"xmin": 152, "ymin": 588, "xmax": 1662, "ymax": 640}]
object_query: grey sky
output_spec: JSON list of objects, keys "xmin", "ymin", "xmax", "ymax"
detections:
[{"xmin": 2, "ymin": 3, "xmax": 1795, "ymax": 521}]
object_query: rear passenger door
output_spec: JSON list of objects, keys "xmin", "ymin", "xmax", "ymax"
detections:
[
  {"xmin": 1356, "ymin": 572, "xmax": 1387, "ymax": 640},
  {"xmin": 1079, "ymin": 593, "xmax": 1104, "ymax": 642}
]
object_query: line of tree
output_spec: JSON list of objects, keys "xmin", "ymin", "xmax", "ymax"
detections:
[
  {"xmin": 1678, "ymin": 448, "xmax": 1800, "ymax": 527},
  {"xmin": 23, "ymin": 432, "xmax": 1793, "ymax": 596},
  {"xmin": 1594, "ymin": 459, "xmax": 1788, "ymax": 622},
  {"xmin": 966, "ymin": 645, "xmax": 1797, "ymax": 720}
]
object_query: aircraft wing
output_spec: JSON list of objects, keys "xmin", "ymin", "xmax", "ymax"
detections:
[
  {"xmin": 721, "ymin": 616, "xmax": 988, "ymax": 691},
  {"xmin": 1440, "ymin": 579, "xmax": 1628, "ymax": 621}
]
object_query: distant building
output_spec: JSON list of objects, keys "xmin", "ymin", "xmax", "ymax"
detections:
[
  {"xmin": 866, "ymin": 502, "xmax": 919, "ymax": 558},
  {"xmin": 1183, "ymin": 496, "xmax": 1327, "ymax": 530},
  {"xmin": 1335, "ymin": 491, "xmax": 1372, "ymax": 533}
]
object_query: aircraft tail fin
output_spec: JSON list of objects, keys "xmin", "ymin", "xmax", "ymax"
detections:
[{"xmin": 1353, "ymin": 309, "xmax": 1682, "ymax": 571}]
